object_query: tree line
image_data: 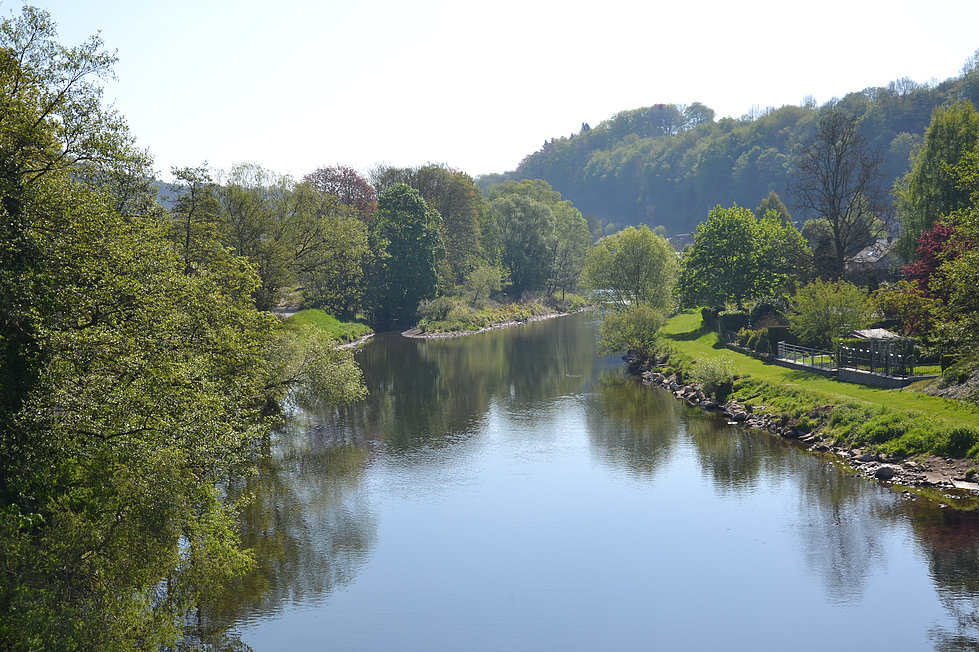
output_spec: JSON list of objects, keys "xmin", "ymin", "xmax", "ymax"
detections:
[{"xmin": 486, "ymin": 59, "xmax": 979, "ymax": 237}]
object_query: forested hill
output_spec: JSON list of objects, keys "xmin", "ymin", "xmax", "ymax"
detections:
[{"xmin": 479, "ymin": 60, "xmax": 979, "ymax": 236}]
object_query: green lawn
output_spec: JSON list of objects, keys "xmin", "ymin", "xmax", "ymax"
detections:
[
  {"xmin": 661, "ymin": 311, "xmax": 979, "ymax": 457},
  {"xmin": 283, "ymin": 309, "xmax": 373, "ymax": 343}
]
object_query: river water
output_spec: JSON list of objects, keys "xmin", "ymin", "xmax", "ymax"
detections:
[{"xmin": 219, "ymin": 312, "xmax": 979, "ymax": 651}]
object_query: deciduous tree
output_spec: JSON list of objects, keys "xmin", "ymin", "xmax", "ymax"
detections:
[
  {"xmin": 790, "ymin": 109, "xmax": 890, "ymax": 278},
  {"xmin": 582, "ymin": 225, "xmax": 678, "ymax": 312},
  {"xmin": 366, "ymin": 184, "xmax": 444, "ymax": 328}
]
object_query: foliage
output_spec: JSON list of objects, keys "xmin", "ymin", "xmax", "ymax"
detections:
[
  {"xmin": 788, "ymin": 279, "xmax": 873, "ymax": 349},
  {"xmin": 292, "ymin": 184, "xmax": 369, "ymax": 319},
  {"xmin": 872, "ymin": 280, "xmax": 940, "ymax": 337},
  {"xmin": 489, "ymin": 66, "xmax": 979, "ymax": 237},
  {"xmin": 365, "ymin": 184, "xmax": 444, "ymax": 328},
  {"xmin": 895, "ymin": 101, "xmax": 979, "ymax": 260},
  {"xmin": 464, "ymin": 262, "xmax": 502, "ymax": 306},
  {"xmin": 304, "ymin": 164, "xmax": 378, "ymax": 220},
  {"xmin": 485, "ymin": 179, "xmax": 591, "ymax": 297},
  {"xmin": 596, "ymin": 303, "xmax": 667, "ymax": 359},
  {"xmin": 717, "ymin": 310, "xmax": 750, "ymax": 337},
  {"xmin": 790, "ymin": 108, "xmax": 890, "ymax": 279},
  {"xmin": 678, "ymin": 204, "xmax": 811, "ymax": 308},
  {"xmin": 754, "ymin": 190, "xmax": 792, "ymax": 223},
  {"xmin": 690, "ymin": 356, "xmax": 736, "ymax": 400},
  {"xmin": 0, "ymin": 9, "xmax": 366, "ymax": 647},
  {"xmin": 488, "ymin": 193, "xmax": 555, "ymax": 295},
  {"xmin": 581, "ymin": 225, "xmax": 678, "ymax": 312},
  {"xmin": 417, "ymin": 298, "xmax": 553, "ymax": 334}
]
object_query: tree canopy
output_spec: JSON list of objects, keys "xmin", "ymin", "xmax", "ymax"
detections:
[
  {"xmin": 366, "ymin": 184, "xmax": 444, "ymax": 328},
  {"xmin": 678, "ymin": 204, "xmax": 811, "ymax": 309},
  {"xmin": 581, "ymin": 225, "xmax": 678, "ymax": 312}
]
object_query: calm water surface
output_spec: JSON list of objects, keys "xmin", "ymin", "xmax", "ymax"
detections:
[{"xmin": 220, "ymin": 313, "xmax": 979, "ymax": 651}]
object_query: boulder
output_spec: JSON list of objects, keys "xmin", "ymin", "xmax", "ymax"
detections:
[{"xmin": 874, "ymin": 465, "xmax": 897, "ymax": 480}]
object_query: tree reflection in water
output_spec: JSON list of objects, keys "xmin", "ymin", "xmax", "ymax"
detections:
[{"xmin": 201, "ymin": 414, "xmax": 377, "ymax": 649}]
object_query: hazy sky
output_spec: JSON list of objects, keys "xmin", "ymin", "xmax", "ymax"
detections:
[{"xmin": 21, "ymin": 0, "xmax": 979, "ymax": 181}]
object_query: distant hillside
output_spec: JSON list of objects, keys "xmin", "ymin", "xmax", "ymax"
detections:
[{"xmin": 479, "ymin": 59, "xmax": 979, "ymax": 236}]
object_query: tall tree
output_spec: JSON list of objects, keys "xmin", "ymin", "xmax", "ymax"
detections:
[
  {"xmin": 0, "ymin": 11, "xmax": 365, "ymax": 648},
  {"xmin": 366, "ymin": 184, "xmax": 444, "ymax": 328},
  {"xmin": 581, "ymin": 225, "xmax": 678, "ymax": 312},
  {"xmin": 895, "ymin": 101, "xmax": 979, "ymax": 260},
  {"xmin": 290, "ymin": 182, "xmax": 369, "ymax": 318},
  {"xmin": 489, "ymin": 193, "xmax": 554, "ymax": 296},
  {"xmin": 789, "ymin": 109, "xmax": 890, "ymax": 278},
  {"xmin": 304, "ymin": 164, "xmax": 377, "ymax": 221},
  {"xmin": 678, "ymin": 204, "xmax": 811, "ymax": 308},
  {"xmin": 409, "ymin": 164, "xmax": 483, "ymax": 285}
]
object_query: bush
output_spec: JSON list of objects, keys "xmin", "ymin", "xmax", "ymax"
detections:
[
  {"xmin": 753, "ymin": 328, "xmax": 771, "ymax": 354},
  {"xmin": 691, "ymin": 356, "xmax": 736, "ymax": 400},
  {"xmin": 767, "ymin": 326, "xmax": 795, "ymax": 348},
  {"xmin": 597, "ymin": 303, "xmax": 667, "ymax": 359},
  {"xmin": 569, "ymin": 295, "xmax": 588, "ymax": 312},
  {"xmin": 943, "ymin": 427, "xmax": 979, "ymax": 458},
  {"xmin": 701, "ymin": 306, "xmax": 721, "ymax": 331},
  {"xmin": 718, "ymin": 310, "xmax": 750, "ymax": 338},
  {"xmin": 417, "ymin": 296, "xmax": 457, "ymax": 322},
  {"xmin": 735, "ymin": 327, "xmax": 752, "ymax": 347},
  {"xmin": 750, "ymin": 300, "xmax": 786, "ymax": 328}
]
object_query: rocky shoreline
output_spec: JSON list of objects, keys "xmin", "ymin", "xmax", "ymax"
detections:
[{"xmin": 628, "ymin": 355, "xmax": 979, "ymax": 496}]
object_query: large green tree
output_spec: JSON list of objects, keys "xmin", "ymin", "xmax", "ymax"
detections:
[
  {"xmin": 678, "ymin": 204, "xmax": 811, "ymax": 308},
  {"xmin": 581, "ymin": 225, "xmax": 678, "ymax": 312},
  {"xmin": 0, "ymin": 9, "xmax": 365, "ymax": 648},
  {"xmin": 896, "ymin": 101, "xmax": 979, "ymax": 260},
  {"xmin": 489, "ymin": 193, "xmax": 555, "ymax": 296},
  {"xmin": 788, "ymin": 279, "xmax": 873, "ymax": 348},
  {"xmin": 366, "ymin": 184, "xmax": 444, "ymax": 328}
]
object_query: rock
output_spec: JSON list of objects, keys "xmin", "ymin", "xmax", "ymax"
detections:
[
  {"xmin": 875, "ymin": 465, "xmax": 897, "ymax": 480},
  {"xmin": 730, "ymin": 411, "xmax": 747, "ymax": 422},
  {"xmin": 855, "ymin": 452, "xmax": 875, "ymax": 462}
]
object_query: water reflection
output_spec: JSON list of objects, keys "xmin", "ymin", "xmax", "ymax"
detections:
[
  {"xmin": 214, "ymin": 312, "xmax": 979, "ymax": 651},
  {"xmin": 203, "ymin": 414, "xmax": 377, "ymax": 644},
  {"xmin": 907, "ymin": 503, "xmax": 979, "ymax": 650},
  {"xmin": 587, "ymin": 371, "xmax": 683, "ymax": 476}
]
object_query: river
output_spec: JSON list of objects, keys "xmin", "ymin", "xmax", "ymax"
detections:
[{"xmin": 215, "ymin": 312, "xmax": 979, "ymax": 651}]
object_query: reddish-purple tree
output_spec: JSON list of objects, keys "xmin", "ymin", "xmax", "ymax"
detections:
[
  {"xmin": 902, "ymin": 219, "xmax": 960, "ymax": 298},
  {"xmin": 304, "ymin": 165, "xmax": 378, "ymax": 220}
]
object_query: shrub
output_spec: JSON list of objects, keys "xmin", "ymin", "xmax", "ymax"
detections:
[
  {"xmin": 766, "ymin": 326, "xmax": 795, "ymax": 349},
  {"xmin": 417, "ymin": 296, "xmax": 457, "ymax": 322},
  {"xmin": 691, "ymin": 356, "xmax": 736, "ymax": 400},
  {"xmin": 942, "ymin": 427, "xmax": 979, "ymax": 458},
  {"xmin": 750, "ymin": 300, "xmax": 787, "ymax": 328},
  {"xmin": 701, "ymin": 307, "xmax": 721, "ymax": 331},
  {"xmin": 718, "ymin": 310, "xmax": 750, "ymax": 338},
  {"xmin": 735, "ymin": 327, "xmax": 752, "ymax": 346}
]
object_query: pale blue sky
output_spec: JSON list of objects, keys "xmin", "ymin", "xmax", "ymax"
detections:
[{"xmin": 18, "ymin": 0, "xmax": 979, "ymax": 181}]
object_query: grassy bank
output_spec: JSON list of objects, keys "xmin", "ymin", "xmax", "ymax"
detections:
[
  {"xmin": 659, "ymin": 311, "xmax": 979, "ymax": 459},
  {"xmin": 416, "ymin": 295, "xmax": 587, "ymax": 334},
  {"xmin": 284, "ymin": 309, "xmax": 373, "ymax": 342}
]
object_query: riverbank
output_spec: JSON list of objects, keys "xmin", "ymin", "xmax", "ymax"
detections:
[
  {"xmin": 403, "ymin": 309, "xmax": 582, "ymax": 339},
  {"xmin": 637, "ymin": 312, "xmax": 979, "ymax": 499}
]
